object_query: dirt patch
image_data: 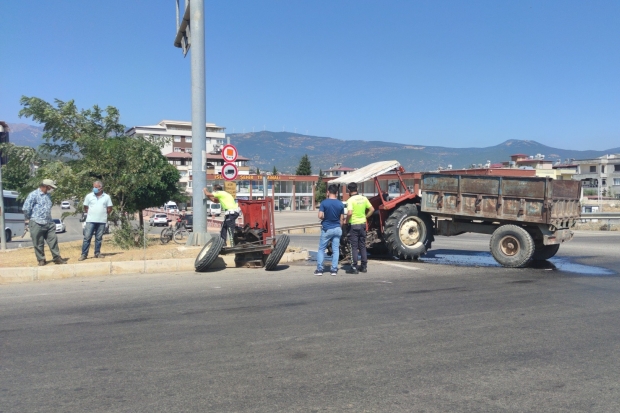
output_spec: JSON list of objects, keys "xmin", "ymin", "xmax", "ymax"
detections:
[{"xmin": 0, "ymin": 236, "xmax": 203, "ymax": 268}]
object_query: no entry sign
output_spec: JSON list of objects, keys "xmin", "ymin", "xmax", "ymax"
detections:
[
  {"xmin": 221, "ymin": 144, "xmax": 238, "ymax": 162},
  {"xmin": 221, "ymin": 162, "xmax": 239, "ymax": 181}
]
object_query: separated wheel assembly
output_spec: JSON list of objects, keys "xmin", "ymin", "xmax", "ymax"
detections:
[
  {"xmin": 195, "ymin": 236, "xmax": 225, "ymax": 272},
  {"xmin": 264, "ymin": 234, "xmax": 290, "ymax": 271}
]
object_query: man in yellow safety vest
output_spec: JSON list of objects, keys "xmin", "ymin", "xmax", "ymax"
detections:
[{"xmin": 203, "ymin": 184, "xmax": 240, "ymax": 244}]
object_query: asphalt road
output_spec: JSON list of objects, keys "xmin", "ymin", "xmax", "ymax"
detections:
[{"xmin": 2, "ymin": 233, "xmax": 620, "ymax": 412}]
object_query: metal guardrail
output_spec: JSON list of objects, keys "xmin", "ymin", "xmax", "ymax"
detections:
[
  {"xmin": 580, "ymin": 212, "xmax": 620, "ymax": 220},
  {"xmin": 276, "ymin": 223, "xmax": 321, "ymax": 234}
]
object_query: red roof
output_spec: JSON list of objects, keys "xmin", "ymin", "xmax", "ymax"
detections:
[{"xmin": 165, "ymin": 152, "xmax": 192, "ymax": 159}]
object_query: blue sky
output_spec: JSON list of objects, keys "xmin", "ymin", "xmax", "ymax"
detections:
[{"xmin": 2, "ymin": 0, "xmax": 619, "ymax": 150}]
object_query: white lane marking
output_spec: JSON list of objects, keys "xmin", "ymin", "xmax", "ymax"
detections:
[{"xmin": 375, "ymin": 262, "xmax": 421, "ymax": 271}]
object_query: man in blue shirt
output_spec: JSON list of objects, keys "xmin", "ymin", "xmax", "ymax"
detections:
[
  {"xmin": 79, "ymin": 180, "xmax": 113, "ymax": 261},
  {"xmin": 315, "ymin": 184, "xmax": 345, "ymax": 276},
  {"xmin": 22, "ymin": 179, "xmax": 67, "ymax": 266}
]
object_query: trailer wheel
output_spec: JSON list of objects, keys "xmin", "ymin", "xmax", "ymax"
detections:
[
  {"xmin": 195, "ymin": 236, "xmax": 224, "ymax": 272},
  {"xmin": 384, "ymin": 204, "xmax": 432, "ymax": 260},
  {"xmin": 532, "ymin": 243, "xmax": 560, "ymax": 261},
  {"xmin": 264, "ymin": 234, "xmax": 290, "ymax": 271},
  {"xmin": 489, "ymin": 225, "xmax": 534, "ymax": 268}
]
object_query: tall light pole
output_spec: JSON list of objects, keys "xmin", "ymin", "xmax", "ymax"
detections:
[{"xmin": 174, "ymin": 0, "xmax": 210, "ymax": 245}]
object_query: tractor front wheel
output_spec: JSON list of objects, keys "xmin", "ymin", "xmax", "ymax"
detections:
[{"xmin": 383, "ymin": 204, "xmax": 433, "ymax": 260}]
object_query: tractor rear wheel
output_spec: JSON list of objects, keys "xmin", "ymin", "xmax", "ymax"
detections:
[
  {"xmin": 489, "ymin": 225, "xmax": 534, "ymax": 268},
  {"xmin": 264, "ymin": 234, "xmax": 290, "ymax": 271},
  {"xmin": 195, "ymin": 236, "xmax": 224, "ymax": 272},
  {"xmin": 383, "ymin": 204, "xmax": 433, "ymax": 260}
]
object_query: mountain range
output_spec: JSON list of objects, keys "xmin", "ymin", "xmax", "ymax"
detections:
[
  {"xmin": 7, "ymin": 123, "xmax": 620, "ymax": 174},
  {"xmin": 228, "ymin": 131, "xmax": 620, "ymax": 174}
]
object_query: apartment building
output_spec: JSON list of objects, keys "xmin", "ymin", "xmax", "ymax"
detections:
[
  {"xmin": 126, "ymin": 120, "xmax": 250, "ymax": 196},
  {"xmin": 572, "ymin": 154, "xmax": 620, "ymax": 198}
]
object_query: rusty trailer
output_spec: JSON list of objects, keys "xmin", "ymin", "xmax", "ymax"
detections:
[{"xmin": 421, "ymin": 174, "xmax": 582, "ymax": 267}]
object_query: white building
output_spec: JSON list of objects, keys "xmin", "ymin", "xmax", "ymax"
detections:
[
  {"xmin": 126, "ymin": 120, "xmax": 250, "ymax": 197},
  {"xmin": 125, "ymin": 120, "xmax": 227, "ymax": 154},
  {"xmin": 572, "ymin": 154, "xmax": 620, "ymax": 198}
]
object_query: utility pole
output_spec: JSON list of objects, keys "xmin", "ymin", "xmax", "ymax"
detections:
[
  {"xmin": 174, "ymin": 0, "xmax": 210, "ymax": 245},
  {"xmin": 0, "ymin": 164, "xmax": 6, "ymax": 250}
]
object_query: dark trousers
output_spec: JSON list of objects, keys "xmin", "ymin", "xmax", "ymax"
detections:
[
  {"xmin": 82, "ymin": 222, "xmax": 107, "ymax": 257},
  {"xmin": 348, "ymin": 224, "xmax": 367, "ymax": 267},
  {"xmin": 220, "ymin": 212, "xmax": 239, "ymax": 242},
  {"xmin": 29, "ymin": 221, "xmax": 61, "ymax": 262}
]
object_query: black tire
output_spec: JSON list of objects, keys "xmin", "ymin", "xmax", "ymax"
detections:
[
  {"xmin": 5, "ymin": 229, "xmax": 11, "ymax": 242},
  {"xmin": 489, "ymin": 225, "xmax": 534, "ymax": 268},
  {"xmin": 264, "ymin": 234, "xmax": 290, "ymax": 271},
  {"xmin": 532, "ymin": 243, "xmax": 560, "ymax": 261},
  {"xmin": 383, "ymin": 203, "xmax": 433, "ymax": 260},
  {"xmin": 195, "ymin": 236, "xmax": 224, "ymax": 272}
]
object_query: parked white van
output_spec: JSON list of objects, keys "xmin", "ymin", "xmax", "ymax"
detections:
[
  {"xmin": 164, "ymin": 201, "xmax": 178, "ymax": 213},
  {"xmin": 207, "ymin": 202, "xmax": 221, "ymax": 216}
]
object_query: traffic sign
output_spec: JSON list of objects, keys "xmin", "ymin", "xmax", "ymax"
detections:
[
  {"xmin": 221, "ymin": 144, "xmax": 238, "ymax": 162},
  {"xmin": 221, "ymin": 163, "xmax": 239, "ymax": 181}
]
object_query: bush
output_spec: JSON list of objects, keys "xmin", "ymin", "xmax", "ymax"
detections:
[{"xmin": 111, "ymin": 218, "xmax": 147, "ymax": 249}]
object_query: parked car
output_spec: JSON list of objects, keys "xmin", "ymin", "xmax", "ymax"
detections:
[
  {"xmin": 53, "ymin": 218, "xmax": 66, "ymax": 233},
  {"xmin": 183, "ymin": 214, "xmax": 193, "ymax": 232},
  {"xmin": 149, "ymin": 213, "xmax": 170, "ymax": 227},
  {"xmin": 61, "ymin": 201, "xmax": 71, "ymax": 209}
]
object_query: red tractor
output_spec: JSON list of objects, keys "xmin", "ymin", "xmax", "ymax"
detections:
[
  {"xmin": 194, "ymin": 198, "xmax": 290, "ymax": 271},
  {"xmin": 328, "ymin": 160, "xmax": 434, "ymax": 262}
]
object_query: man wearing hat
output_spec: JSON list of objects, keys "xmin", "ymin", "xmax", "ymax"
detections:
[{"xmin": 22, "ymin": 179, "xmax": 67, "ymax": 266}]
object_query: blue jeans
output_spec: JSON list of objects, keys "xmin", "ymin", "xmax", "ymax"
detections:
[
  {"xmin": 316, "ymin": 227, "xmax": 342, "ymax": 272},
  {"xmin": 82, "ymin": 222, "xmax": 106, "ymax": 257}
]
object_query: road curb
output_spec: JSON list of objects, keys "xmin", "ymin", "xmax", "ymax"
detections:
[{"xmin": 0, "ymin": 250, "xmax": 309, "ymax": 284}]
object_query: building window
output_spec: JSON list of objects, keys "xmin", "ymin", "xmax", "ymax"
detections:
[
  {"xmin": 174, "ymin": 147, "xmax": 182, "ymax": 152},
  {"xmin": 614, "ymin": 179, "xmax": 620, "ymax": 185},
  {"xmin": 187, "ymin": 148, "xmax": 192, "ymax": 154},
  {"xmin": 179, "ymin": 171, "xmax": 187, "ymax": 177},
  {"xmin": 174, "ymin": 136, "xmax": 182, "ymax": 142},
  {"xmin": 602, "ymin": 166, "xmax": 606, "ymax": 173},
  {"xmin": 615, "ymin": 165, "xmax": 620, "ymax": 172},
  {"xmin": 186, "ymin": 137, "xmax": 192, "ymax": 143},
  {"xmin": 188, "ymin": 181, "xmax": 192, "ymax": 188},
  {"xmin": 188, "ymin": 161, "xmax": 192, "ymax": 166},
  {"xmin": 590, "ymin": 166, "xmax": 596, "ymax": 173}
]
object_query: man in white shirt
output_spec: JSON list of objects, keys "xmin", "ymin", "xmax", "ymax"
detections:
[{"xmin": 79, "ymin": 180, "xmax": 113, "ymax": 261}]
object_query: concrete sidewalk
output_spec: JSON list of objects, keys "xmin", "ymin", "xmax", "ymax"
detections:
[{"xmin": 0, "ymin": 250, "xmax": 309, "ymax": 284}]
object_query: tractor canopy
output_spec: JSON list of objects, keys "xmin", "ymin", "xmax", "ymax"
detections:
[{"xmin": 329, "ymin": 160, "xmax": 401, "ymax": 185}]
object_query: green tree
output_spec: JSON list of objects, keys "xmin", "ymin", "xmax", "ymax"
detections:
[
  {"xmin": 272, "ymin": 165, "xmax": 278, "ymax": 175},
  {"xmin": 295, "ymin": 154, "xmax": 312, "ymax": 175},
  {"xmin": 0, "ymin": 143, "xmax": 39, "ymax": 192},
  {"xmin": 18, "ymin": 96, "xmax": 183, "ymax": 243},
  {"xmin": 315, "ymin": 169, "xmax": 327, "ymax": 203}
]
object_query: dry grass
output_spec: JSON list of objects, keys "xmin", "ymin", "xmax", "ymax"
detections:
[
  {"xmin": 1, "ymin": 235, "xmax": 304, "ymax": 268},
  {"xmin": 0, "ymin": 235, "xmax": 202, "ymax": 268}
]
